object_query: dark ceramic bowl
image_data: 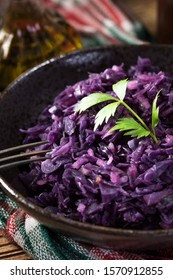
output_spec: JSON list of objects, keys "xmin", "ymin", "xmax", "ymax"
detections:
[{"xmin": 1, "ymin": 45, "xmax": 173, "ymax": 250}]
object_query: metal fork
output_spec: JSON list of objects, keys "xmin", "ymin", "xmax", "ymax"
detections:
[{"xmin": 0, "ymin": 140, "xmax": 50, "ymax": 170}]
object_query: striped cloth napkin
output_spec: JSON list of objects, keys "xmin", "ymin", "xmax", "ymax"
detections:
[
  {"xmin": 43, "ymin": 0, "xmax": 152, "ymax": 46},
  {"xmin": 1, "ymin": 0, "xmax": 170, "ymax": 260}
]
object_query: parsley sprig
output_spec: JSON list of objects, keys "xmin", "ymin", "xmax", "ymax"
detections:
[{"xmin": 75, "ymin": 79, "xmax": 160, "ymax": 144}]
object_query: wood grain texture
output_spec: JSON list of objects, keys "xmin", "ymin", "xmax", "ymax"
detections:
[
  {"xmin": 0, "ymin": 0, "xmax": 156, "ymax": 260},
  {"xmin": 0, "ymin": 233, "xmax": 31, "ymax": 260}
]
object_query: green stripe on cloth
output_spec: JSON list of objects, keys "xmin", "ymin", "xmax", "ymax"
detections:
[{"xmin": 0, "ymin": 190, "xmax": 18, "ymax": 227}]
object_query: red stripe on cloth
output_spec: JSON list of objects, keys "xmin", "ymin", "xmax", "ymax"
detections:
[
  {"xmin": 6, "ymin": 209, "xmax": 26, "ymax": 239},
  {"xmin": 97, "ymin": 0, "xmax": 130, "ymax": 25},
  {"xmin": 82, "ymin": 1, "xmax": 144, "ymax": 45},
  {"xmin": 42, "ymin": 0, "xmax": 143, "ymax": 45},
  {"xmin": 80, "ymin": 0, "xmax": 135, "ymax": 39},
  {"xmin": 42, "ymin": 0, "xmax": 122, "ymax": 44},
  {"xmin": 81, "ymin": 1, "xmax": 109, "ymax": 23},
  {"xmin": 51, "ymin": 4, "xmax": 120, "ymax": 44}
]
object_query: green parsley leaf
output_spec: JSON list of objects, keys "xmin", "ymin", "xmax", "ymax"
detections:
[
  {"xmin": 112, "ymin": 79, "xmax": 128, "ymax": 101},
  {"xmin": 74, "ymin": 78, "xmax": 160, "ymax": 143},
  {"xmin": 94, "ymin": 101, "xmax": 120, "ymax": 131},
  {"xmin": 110, "ymin": 117, "xmax": 150, "ymax": 139},
  {"xmin": 75, "ymin": 93, "xmax": 116, "ymax": 113},
  {"xmin": 152, "ymin": 92, "xmax": 160, "ymax": 132}
]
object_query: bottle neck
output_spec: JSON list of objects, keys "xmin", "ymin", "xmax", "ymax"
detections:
[
  {"xmin": 4, "ymin": 0, "xmax": 44, "ymax": 27},
  {"xmin": 7, "ymin": 0, "xmax": 42, "ymax": 13}
]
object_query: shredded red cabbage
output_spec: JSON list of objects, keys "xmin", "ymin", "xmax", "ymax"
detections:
[{"xmin": 19, "ymin": 57, "xmax": 173, "ymax": 230}]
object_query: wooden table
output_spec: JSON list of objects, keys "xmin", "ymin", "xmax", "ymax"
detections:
[
  {"xmin": 0, "ymin": 0, "xmax": 157, "ymax": 260},
  {"xmin": 0, "ymin": 233, "xmax": 31, "ymax": 260}
]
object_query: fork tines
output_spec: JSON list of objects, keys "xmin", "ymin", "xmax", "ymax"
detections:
[{"xmin": 0, "ymin": 140, "xmax": 50, "ymax": 170}]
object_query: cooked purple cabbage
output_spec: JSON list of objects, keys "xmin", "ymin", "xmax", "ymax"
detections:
[{"xmin": 19, "ymin": 57, "xmax": 173, "ymax": 230}]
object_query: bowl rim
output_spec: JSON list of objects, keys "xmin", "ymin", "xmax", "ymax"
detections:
[
  {"xmin": 4, "ymin": 43, "xmax": 173, "ymax": 93},
  {"xmin": 1, "ymin": 44, "xmax": 173, "ymax": 237}
]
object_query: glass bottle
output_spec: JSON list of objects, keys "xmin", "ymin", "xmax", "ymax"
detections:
[{"xmin": 0, "ymin": 0, "xmax": 82, "ymax": 91}]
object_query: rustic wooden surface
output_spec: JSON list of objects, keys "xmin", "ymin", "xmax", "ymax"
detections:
[
  {"xmin": 0, "ymin": 0, "xmax": 157, "ymax": 260},
  {"xmin": 0, "ymin": 233, "xmax": 31, "ymax": 260}
]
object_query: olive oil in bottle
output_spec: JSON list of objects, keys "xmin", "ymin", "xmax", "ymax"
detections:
[{"xmin": 0, "ymin": 0, "xmax": 82, "ymax": 91}]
